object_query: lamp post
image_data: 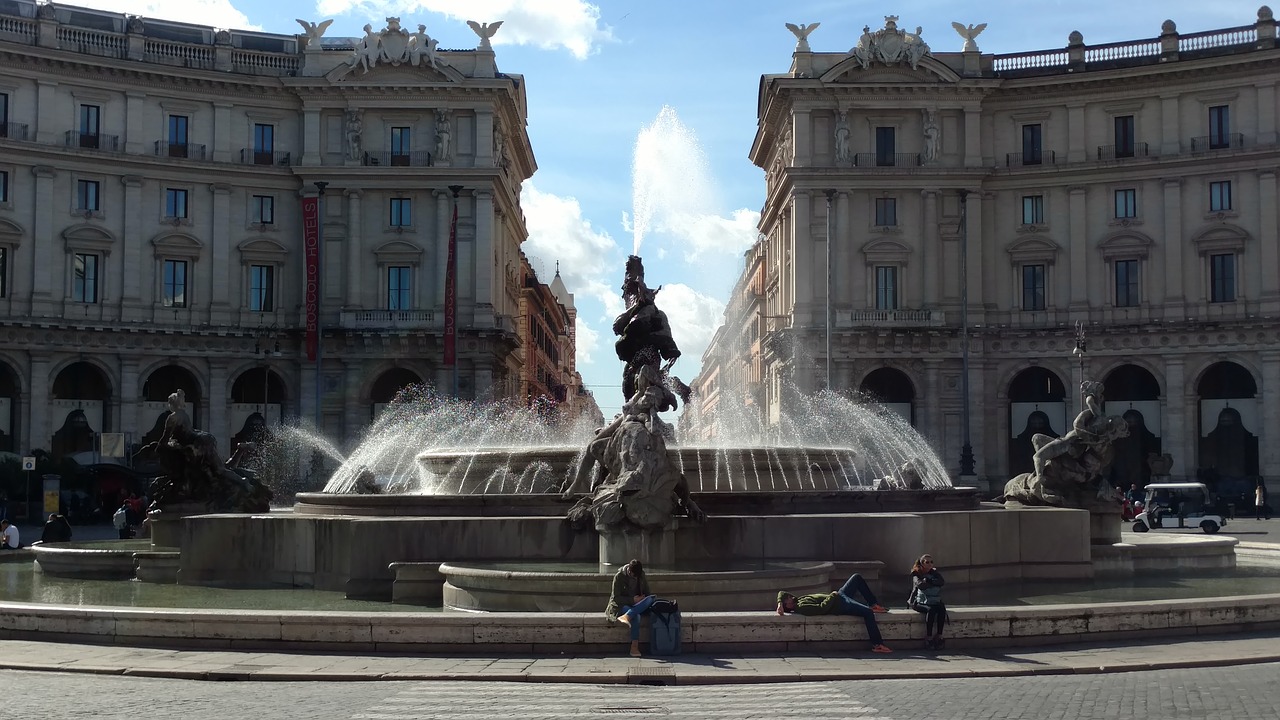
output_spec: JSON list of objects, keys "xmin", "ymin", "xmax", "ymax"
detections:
[
  {"xmin": 824, "ymin": 189, "xmax": 836, "ymax": 391},
  {"xmin": 958, "ymin": 189, "xmax": 975, "ymax": 477},
  {"xmin": 313, "ymin": 181, "xmax": 327, "ymax": 431}
]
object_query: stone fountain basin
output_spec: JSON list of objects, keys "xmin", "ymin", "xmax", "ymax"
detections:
[
  {"xmin": 32, "ymin": 540, "xmax": 153, "ymax": 580},
  {"xmin": 440, "ymin": 560, "xmax": 835, "ymax": 612}
]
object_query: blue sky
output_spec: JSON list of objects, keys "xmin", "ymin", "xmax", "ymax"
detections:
[{"xmin": 74, "ymin": 0, "xmax": 1269, "ymax": 415}]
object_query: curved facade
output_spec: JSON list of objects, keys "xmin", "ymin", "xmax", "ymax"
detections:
[
  {"xmin": 0, "ymin": 2, "xmax": 576, "ymax": 457},
  {"xmin": 694, "ymin": 10, "xmax": 1280, "ymax": 496}
]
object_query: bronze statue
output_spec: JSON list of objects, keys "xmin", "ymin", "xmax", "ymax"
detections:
[{"xmin": 612, "ymin": 255, "xmax": 683, "ymax": 402}]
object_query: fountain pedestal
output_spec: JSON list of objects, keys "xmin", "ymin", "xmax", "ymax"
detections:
[
  {"xmin": 1089, "ymin": 502, "xmax": 1122, "ymax": 545},
  {"xmin": 598, "ymin": 522, "xmax": 678, "ymax": 567},
  {"xmin": 148, "ymin": 503, "xmax": 206, "ymax": 549}
]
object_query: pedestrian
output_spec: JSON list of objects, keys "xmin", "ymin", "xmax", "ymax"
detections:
[
  {"xmin": 1256, "ymin": 481, "xmax": 1268, "ymax": 521},
  {"xmin": 909, "ymin": 553, "xmax": 949, "ymax": 650},
  {"xmin": 40, "ymin": 513, "xmax": 73, "ymax": 543},
  {"xmin": 607, "ymin": 559, "xmax": 655, "ymax": 657},
  {"xmin": 776, "ymin": 573, "xmax": 892, "ymax": 653},
  {"xmin": 0, "ymin": 519, "xmax": 19, "ymax": 549}
]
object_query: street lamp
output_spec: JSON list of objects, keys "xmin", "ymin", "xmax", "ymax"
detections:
[
  {"xmin": 958, "ymin": 189, "xmax": 975, "ymax": 477},
  {"xmin": 824, "ymin": 189, "xmax": 836, "ymax": 391},
  {"xmin": 313, "ymin": 181, "xmax": 328, "ymax": 431},
  {"xmin": 252, "ymin": 324, "xmax": 282, "ymax": 421}
]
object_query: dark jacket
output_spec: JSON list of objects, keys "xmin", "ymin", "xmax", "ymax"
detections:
[
  {"xmin": 777, "ymin": 590, "xmax": 841, "ymax": 615},
  {"xmin": 606, "ymin": 568, "xmax": 650, "ymax": 621},
  {"xmin": 910, "ymin": 569, "xmax": 945, "ymax": 608}
]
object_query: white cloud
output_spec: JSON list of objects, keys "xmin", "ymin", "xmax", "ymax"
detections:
[
  {"xmin": 574, "ymin": 318, "xmax": 600, "ymax": 365},
  {"xmin": 656, "ymin": 284, "xmax": 726, "ymax": 378},
  {"xmin": 313, "ymin": 0, "xmax": 613, "ymax": 59},
  {"xmin": 520, "ymin": 181, "xmax": 621, "ymax": 312},
  {"xmin": 69, "ymin": 0, "xmax": 256, "ymax": 29},
  {"xmin": 683, "ymin": 208, "xmax": 761, "ymax": 261}
]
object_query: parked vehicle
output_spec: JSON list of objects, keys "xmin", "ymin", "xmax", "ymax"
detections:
[{"xmin": 1132, "ymin": 482, "xmax": 1225, "ymax": 534}]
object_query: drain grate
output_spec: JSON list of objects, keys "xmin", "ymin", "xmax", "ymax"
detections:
[{"xmin": 590, "ymin": 708, "xmax": 669, "ymax": 715}]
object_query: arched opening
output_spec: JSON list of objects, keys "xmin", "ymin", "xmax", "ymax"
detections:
[
  {"xmin": 0, "ymin": 360, "xmax": 20, "ymax": 452},
  {"xmin": 50, "ymin": 361, "xmax": 112, "ymax": 461},
  {"xmin": 370, "ymin": 367, "xmax": 424, "ymax": 420},
  {"xmin": 859, "ymin": 367, "xmax": 915, "ymax": 425},
  {"xmin": 141, "ymin": 365, "xmax": 202, "ymax": 430},
  {"xmin": 1103, "ymin": 364, "xmax": 1163, "ymax": 489},
  {"xmin": 230, "ymin": 367, "xmax": 288, "ymax": 434},
  {"xmin": 1197, "ymin": 361, "xmax": 1259, "ymax": 502},
  {"xmin": 1007, "ymin": 367, "xmax": 1066, "ymax": 477}
]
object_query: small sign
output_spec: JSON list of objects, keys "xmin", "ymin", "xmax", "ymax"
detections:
[{"xmin": 21, "ymin": 456, "xmax": 35, "ymax": 471}]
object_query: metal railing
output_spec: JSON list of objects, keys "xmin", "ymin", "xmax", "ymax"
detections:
[
  {"xmin": 0, "ymin": 122, "xmax": 28, "ymax": 141},
  {"xmin": 240, "ymin": 149, "xmax": 293, "ymax": 166},
  {"xmin": 362, "ymin": 150, "xmax": 434, "ymax": 167},
  {"xmin": 1006, "ymin": 150, "xmax": 1056, "ymax": 167},
  {"xmin": 853, "ymin": 153, "xmax": 922, "ymax": 168},
  {"xmin": 65, "ymin": 131, "xmax": 120, "ymax": 151},
  {"xmin": 1096, "ymin": 142, "xmax": 1150, "ymax": 160},
  {"xmin": 1189, "ymin": 134, "xmax": 1245, "ymax": 152},
  {"xmin": 339, "ymin": 310, "xmax": 438, "ymax": 330},
  {"xmin": 154, "ymin": 141, "xmax": 207, "ymax": 160}
]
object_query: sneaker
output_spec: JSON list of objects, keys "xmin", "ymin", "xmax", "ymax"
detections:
[
  {"xmin": 870, "ymin": 604, "xmax": 888, "ymax": 614},
  {"xmin": 871, "ymin": 644, "xmax": 893, "ymax": 654}
]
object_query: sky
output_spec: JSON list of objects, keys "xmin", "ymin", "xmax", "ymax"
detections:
[{"xmin": 66, "ymin": 0, "xmax": 1270, "ymax": 416}]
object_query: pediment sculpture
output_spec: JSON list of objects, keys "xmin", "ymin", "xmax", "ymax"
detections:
[
  {"xmin": 349, "ymin": 17, "xmax": 448, "ymax": 74},
  {"xmin": 850, "ymin": 16, "xmax": 931, "ymax": 70}
]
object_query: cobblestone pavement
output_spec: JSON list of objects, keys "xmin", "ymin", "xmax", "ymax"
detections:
[{"xmin": 6, "ymin": 663, "xmax": 1280, "ymax": 720}]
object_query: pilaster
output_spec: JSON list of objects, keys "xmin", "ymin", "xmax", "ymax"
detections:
[
  {"xmin": 966, "ymin": 190, "xmax": 984, "ymax": 307},
  {"xmin": 302, "ymin": 108, "xmax": 321, "ymax": 166},
  {"xmin": 475, "ymin": 111, "xmax": 494, "ymax": 168},
  {"xmin": 1257, "ymin": 82, "xmax": 1277, "ymax": 146},
  {"xmin": 35, "ymin": 81, "xmax": 57, "ymax": 144},
  {"xmin": 124, "ymin": 91, "xmax": 147, "ymax": 155},
  {"xmin": 119, "ymin": 357, "xmax": 140, "ymax": 447},
  {"xmin": 1068, "ymin": 186, "xmax": 1088, "ymax": 310},
  {"xmin": 28, "ymin": 356, "xmax": 49, "ymax": 454},
  {"xmin": 835, "ymin": 191, "xmax": 851, "ymax": 309},
  {"xmin": 1161, "ymin": 179, "xmax": 1186, "ymax": 318},
  {"xmin": 1262, "ymin": 353, "xmax": 1280, "ymax": 482},
  {"xmin": 792, "ymin": 110, "xmax": 811, "ymax": 168},
  {"xmin": 30, "ymin": 166, "xmax": 56, "ymax": 310},
  {"xmin": 922, "ymin": 190, "xmax": 939, "ymax": 306},
  {"xmin": 434, "ymin": 190, "xmax": 451, "ymax": 310},
  {"xmin": 963, "ymin": 107, "xmax": 982, "ymax": 167},
  {"xmin": 1259, "ymin": 171, "xmax": 1279, "ymax": 300},
  {"xmin": 1164, "ymin": 359, "xmax": 1190, "ymax": 482},
  {"xmin": 1066, "ymin": 103, "xmax": 1086, "ymax": 163},
  {"xmin": 120, "ymin": 175, "xmax": 144, "ymax": 304},
  {"xmin": 1159, "ymin": 94, "xmax": 1181, "ymax": 156},
  {"xmin": 209, "ymin": 183, "xmax": 232, "ymax": 313},
  {"xmin": 208, "ymin": 361, "xmax": 228, "ymax": 441},
  {"xmin": 792, "ymin": 191, "xmax": 814, "ymax": 323},
  {"xmin": 212, "ymin": 103, "xmax": 233, "ymax": 163},
  {"xmin": 474, "ymin": 191, "xmax": 495, "ymax": 326},
  {"xmin": 345, "ymin": 190, "xmax": 363, "ymax": 308}
]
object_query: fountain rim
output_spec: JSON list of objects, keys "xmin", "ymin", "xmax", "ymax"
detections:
[{"xmin": 437, "ymin": 559, "xmax": 835, "ymax": 582}]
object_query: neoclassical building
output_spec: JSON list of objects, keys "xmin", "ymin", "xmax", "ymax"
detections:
[
  {"xmin": 0, "ymin": 2, "xmax": 592, "ymax": 459},
  {"xmin": 692, "ymin": 9, "xmax": 1280, "ymax": 495}
]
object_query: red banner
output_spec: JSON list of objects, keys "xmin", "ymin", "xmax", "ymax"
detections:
[
  {"xmin": 443, "ymin": 197, "xmax": 458, "ymax": 366},
  {"xmin": 302, "ymin": 196, "xmax": 320, "ymax": 362}
]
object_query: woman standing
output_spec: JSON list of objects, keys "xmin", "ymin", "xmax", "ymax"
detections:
[
  {"xmin": 909, "ymin": 554, "xmax": 948, "ymax": 650},
  {"xmin": 1257, "ymin": 482, "xmax": 1268, "ymax": 521},
  {"xmin": 607, "ymin": 559, "xmax": 656, "ymax": 657}
]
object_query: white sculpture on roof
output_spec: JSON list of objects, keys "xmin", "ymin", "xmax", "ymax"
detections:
[
  {"xmin": 951, "ymin": 22, "xmax": 987, "ymax": 52},
  {"xmin": 785, "ymin": 22, "xmax": 821, "ymax": 52},
  {"xmin": 295, "ymin": 18, "xmax": 334, "ymax": 44},
  {"xmin": 467, "ymin": 20, "xmax": 504, "ymax": 51},
  {"xmin": 850, "ymin": 16, "xmax": 932, "ymax": 70},
  {"xmin": 347, "ymin": 18, "xmax": 447, "ymax": 73}
]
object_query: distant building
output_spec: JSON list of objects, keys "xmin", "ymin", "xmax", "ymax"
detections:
[
  {"xmin": 0, "ymin": 2, "xmax": 569, "ymax": 456},
  {"xmin": 517, "ymin": 259, "xmax": 600, "ymax": 424},
  {"xmin": 697, "ymin": 10, "xmax": 1280, "ymax": 497}
]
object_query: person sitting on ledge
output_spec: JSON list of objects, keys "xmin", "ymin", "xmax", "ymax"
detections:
[
  {"xmin": 776, "ymin": 572, "xmax": 892, "ymax": 653},
  {"xmin": 606, "ymin": 558, "xmax": 656, "ymax": 658},
  {"xmin": 0, "ymin": 519, "xmax": 19, "ymax": 550}
]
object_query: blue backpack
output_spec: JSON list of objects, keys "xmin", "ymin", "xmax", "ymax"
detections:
[{"xmin": 648, "ymin": 599, "xmax": 681, "ymax": 655}]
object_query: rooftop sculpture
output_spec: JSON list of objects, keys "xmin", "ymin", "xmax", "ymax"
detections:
[{"xmin": 851, "ymin": 16, "xmax": 932, "ymax": 70}]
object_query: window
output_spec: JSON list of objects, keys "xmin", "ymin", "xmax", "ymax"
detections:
[
  {"xmin": 1209, "ymin": 181, "xmax": 1232, "ymax": 212},
  {"xmin": 253, "ymin": 123, "xmax": 274, "ymax": 164},
  {"xmin": 0, "ymin": 170, "xmax": 7, "ymax": 203},
  {"xmin": 1114, "ymin": 189, "xmax": 1137, "ymax": 219},
  {"xmin": 1209, "ymin": 105, "xmax": 1230, "ymax": 149},
  {"xmin": 875, "ymin": 126, "xmax": 895, "ymax": 166},
  {"xmin": 76, "ymin": 179, "xmax": 100, "ymax": 212},
  {"xmin": 388, "ymin": 266, "xmax": 411, "ymax": 309},
  {"xmin": 249, "ymin": 264, "xmax": 274, "ymax": 312},
  {"xmin": 162, "ymin": 259, "xmax": 187, "ymax": 307},
  {"xmin": 168, "ymin": 115, "xmax": 189, "ymax": 157},
  {"xmin": 1021, "ymin": 124, "xmax": 1042, "ymax": 165},
  {"xmin": 1114, "ymin": 115, "xmax": 1135, "ymax": 158},
  {"xmin": 1021, "ymin": 195, "xmax": 1044, "ymax": 225},
  {"xmin": 0, "ymin": 247, "xmax": 7, "ymax": 298},
  {"xmin": 874, "ymin": 266, "xmax": 897, "ymax": 310},
  {"xmin": 78, "ymin": 104, "xmax": 100, "ymax": 148},
  {"xmin": 874, "ymin": 197, "xmax": 897, "ymax": 226},
  {"xmin": 1115, "ymin": 259, "xmax": 1140, "ymax": 307},
  {"xmin": 73, "ymin": 253, "xmax": 98, "ymax": 303},
  {"xmin": 252, "ymin": 195, "xmax": 275, "ymax": 225},
  {"xmin": 389, "ymin": 197, "xmax": 411, "ymax": 227},
  {"xmin": 165, "ymin": 188, "xmax": 188, "ymax": 219},
  {"xmin": 1210, "ymin": 253, "xmax": 1235, "ymax": 303},
  {"xmin": 391, "ymin": 126, "xmax": 411, "ymax": 165},
  {"xmin": 0, "ymin": 92, "xmax": 9, "ymax": 138},
  {"xmin": 1021, "ymin": 264, "xmax": 1046, "ymax": 310}
]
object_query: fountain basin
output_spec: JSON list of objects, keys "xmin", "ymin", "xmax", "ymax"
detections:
[
  {"xmin": 32, "ymin": 540, "xmax": 151, "ymax": 580},
  {"xmin": 440, "ymin": 560, "xmax": 835, "ymax": 612}
]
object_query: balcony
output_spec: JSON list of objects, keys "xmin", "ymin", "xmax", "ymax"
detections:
[
  {"xmin": 848, "ymin": 309, "xmax": 945, "ymax": 327},
  {"xmin": 65, "ymin": 131, "xmax": 119, "ymax": 151},
  {"xmin": 339, "ymin": 309, "xmax": 438, "ymax": 330},
  {"xmin": 0, "ymin": 122, "xmax": 28, "ymax": 141},
  {"xmin": 1189, "ymin": 134, "xmax": 1244, "ymax": 152},
  {"xmin": 1096, "ymin": 142, "xmax": 1150, "ymax": 160},
  {"xmin": 362, "ymin": 151, "xmax": 433, "ymax": 167},
  {"xmin": 155, "ymin": 141, "xmax": 207, "ymax": 160},
  {"xmin": 1006, "ymin": 150, "xmax": 1056, "ymax": 167},
  {"xmin": 853, "ymin": 153, "xmax": 921, "ymax": 168},
  {"xmin": 240, "ymin": 149, "xmax": 294, "ymax": 166}
]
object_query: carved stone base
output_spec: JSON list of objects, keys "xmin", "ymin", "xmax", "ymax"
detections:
[
  {"xmin": 1089, "ymin": 503, "xmax": 1122, "ymax": 545},
  {"xmin": 598, "ymin": 523, "xmax": 677, "ymax": 568},
  {"xmin": 149, "ymin": 503, "xmax": 207, "ymax": 549}
]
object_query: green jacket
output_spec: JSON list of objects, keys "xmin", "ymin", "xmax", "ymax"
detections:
[
  {"xmin": 777, "ymin": 590, "xmax": 840, "ymax": 615},
  {"xmin": 606, "ymin": 568, "xmax": 651, "ymax": 621}
]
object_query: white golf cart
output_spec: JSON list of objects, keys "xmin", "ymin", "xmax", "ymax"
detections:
[{"xmin": 1131, "ymin": 482, "xmax": 1226, "ymax": 534}]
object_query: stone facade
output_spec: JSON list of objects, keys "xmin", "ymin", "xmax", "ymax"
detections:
[
  {"xmin": 695, "ymin": 10, "xmax": 1280, "ymax": 496},
  {"xmin": 0, "ymin": 2, "xmax": 572, "ymax": 456}
]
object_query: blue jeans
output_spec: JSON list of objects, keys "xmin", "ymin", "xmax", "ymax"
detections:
[
  {"xmin": 833, "ymin": 574, "xmax": 883, "ymax": 646},
  {"xmin": 622, "ymin": 595, "xmax": 657, "ymax": 641}
]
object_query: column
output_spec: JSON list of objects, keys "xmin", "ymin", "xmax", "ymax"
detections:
[
  {"xmin": 35, "ymin": 81, "xmax": 57, "ymax": 144},
  {"xmin": 1066, "ymin": 103, "xmax": 1086, "ymax": 163},
  {"xmin": 30, "ymin": 167, "xmax": 56, "ymax": 309},
  {"xmin": 474, "ymin": 190, "xmax": 495, "ymax": 326},
  {"xmin": 119, "ymin": 357, "xmax": 140, "ymax": 441},
  {"xmin": 1164, "ymin": 359, "xmax": 1190, "ymax": 482},
  {"xmin": 475, "ymin": 110, "xmax": 494, "ymax": 168},
  {"xmin": 792, "ymin": 110, "xmax": 811, "ymax": 167},
  {"xmin": 924, "ymin": 359, "xmax": 941, "ymax": 443},
  {"xmin": 299, "ymin": 365, "xmax": 316, "ymax": 429},
  {"xmin": 967, "ymin": 190, "xmax": 984, "ymax": 308},
  {"xmin": 29, "ymin": 356, "xmax": 49, "ymax": 455},
  {"xmin": 209, "ymin": 183, "xmax": 231, "ymax": 311},
  {"xmin": 835, "ymin": 191, "xmax": 851, "ymax": 308},
  {"xmin": 1257, "ymin": 82, "xmax": 1277, "ymax": 146},
  {"xmin": 207, "ymin": 361, "xmax": 228, "ymax": 441},
  {"xmin": 212, "ymin": 102, "xmax": 233, "ymax": 163},
  {"xmin": 963, "ymin": 107, "xmax": 982, "ymax": 167},
  {"xmin": 922, "ymin": 190, "xmax": 939, "ymax": 306},
  {"xmin": 1259, "ymin": 171, "xmax": 1279, "ymax": 300},
  {"xmin": 1068, "ymin": 187, "xmax": 1088, "ymax": 310},
  {"xmin": 792, "ymin": 191, "xmax": 814, "ymax": 323},
  {"xmin": 434, "ymin": 190, "xmax": 450, "ymax": 309},
  {"xmin": 345, "ymin": 190, "xmax": 363, "ymax": 308},
  {"xmin": 475, "ymin": 367, "xmax": 493, "ymax": 398},
  {"xmin": 1262, "ymin": 353, "xmax": 1280, "ymax": 482},
  {"xmin": 344, "ymin": 361, "xmax": 365, "ymax": 437},
  {"xmin": 435, "ymin": 366, "xmax": 450, "ymax": 395},
  {"xmin": 124, "ymin": 91, "xmax": 147, "ymax": 154},
  {"xmin": 1162, "ymin": 179, "xmax": 1186, "ymax": 318},
  {"xmin": 1159, "ymin": 94, "xmax": 1181, "ymax": 156},
  {"xmin": 120, "ymin": 176, "xmax": 144, "ymax": 306},
  {"xmin": 301, "ymin": 108, "xmax": 321, "ymax": 166}
]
